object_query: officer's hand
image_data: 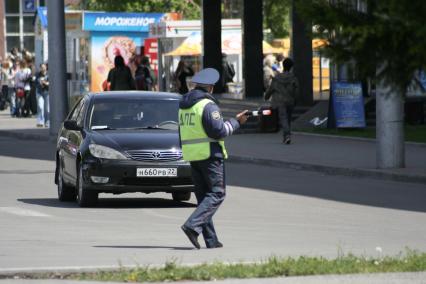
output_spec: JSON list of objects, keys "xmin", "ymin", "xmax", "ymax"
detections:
[{"xmin": 236, "ymin": 110, "xmax": 249, "ymax": 125}]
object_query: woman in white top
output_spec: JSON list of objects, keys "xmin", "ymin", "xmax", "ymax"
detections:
[
  {"xmin": 8, "ymin": 61, "xmax": 19, "ymax": 116},
  {"xmin": 14, "ymin": 61, "xmax": 32, "ymax": 117}
]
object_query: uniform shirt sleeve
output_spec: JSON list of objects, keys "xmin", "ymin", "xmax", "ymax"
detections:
[{"xmin": 202, "ymin": 102, "xmax": 240, "ymax": 140}]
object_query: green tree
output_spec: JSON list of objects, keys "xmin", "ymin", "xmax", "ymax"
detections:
[
  {"xmin": 84, "ymin": 0, "xmax": 201, "ymax": 20},
  {"xmin": 295, "ymin": 0, "xmax": 426, "ymax": 169},
  {"xmin": 295, "ymin": 0, "xmax": 426, "ymax": 93},
  {"xmin": 264, "ymin": 0, "xmax": 291, "ymax": 39}
]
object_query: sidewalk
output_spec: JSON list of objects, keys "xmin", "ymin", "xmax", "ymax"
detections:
[
  {"xmin": 1, "ymin": 109, "xmax": 426, "ymax": 184},
  {"xmin": 227, "ymin": 132, "xmax": 426, "ymax": 184}
]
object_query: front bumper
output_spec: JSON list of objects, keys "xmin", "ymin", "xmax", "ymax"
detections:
[{"xmin": 82, "ymin": 157, "xmax": 193, "ymax": 194}]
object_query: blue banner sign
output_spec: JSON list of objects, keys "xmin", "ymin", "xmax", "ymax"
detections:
[
  {"xmin": 36, "ymin": 7, "xmax": 48, "ymax": 28},
  {"xmin": 332, "ymin": 82, "xmax": 366, "ymax": 128},
  {"xmin": 83, "ymin": 12, "xmax": 166, "ymax": 32}
]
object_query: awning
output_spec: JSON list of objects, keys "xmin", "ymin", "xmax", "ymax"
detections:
[{"xmin": 166, "ymin": 31, "xmax": 283, "ymax": 56}]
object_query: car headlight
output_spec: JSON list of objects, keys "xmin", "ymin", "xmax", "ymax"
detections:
[{"xmin": 89, "ymin": 144, "xmax": 128, "ymax": 160}]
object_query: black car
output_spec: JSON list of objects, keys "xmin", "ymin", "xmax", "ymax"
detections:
[{"xmin": 55, "ymin": 91, "xmax": 194, "ymax": 207}]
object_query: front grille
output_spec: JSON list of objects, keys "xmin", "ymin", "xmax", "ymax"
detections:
[{"xmin": 126, "ymin": 149, "xmax": 182, "ymax": 162}]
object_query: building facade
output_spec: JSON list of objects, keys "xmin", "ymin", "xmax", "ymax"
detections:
[{"xmin": 0, "ymin": 0, "xmax": 45, "ymax": 58}]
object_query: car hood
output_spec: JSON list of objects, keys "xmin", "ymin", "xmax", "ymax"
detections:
[{"xmin": 90, "ymin": 129, "xmax": 181, "ymax": 151}]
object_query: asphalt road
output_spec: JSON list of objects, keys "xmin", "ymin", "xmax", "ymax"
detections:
[{"xmin": 1, "ymin": 135, "xmax": 426, "ymax": 273}]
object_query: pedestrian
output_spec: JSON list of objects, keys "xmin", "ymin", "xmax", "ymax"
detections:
[
  {"xmin": 263, "ymin": 54, "xmax": 275, "ymax": 91},
  {"xmin": 35, "ymin": 63, "xmax": 49, "ymax": 128},
  {"xmin": 173, "ymin": 60, "xmax": 194, "ymax": 94},
  {"xmin": 9, "ymin": 47, "xmax": 21, "ymax": 63},
  {"xmin": 106, "ymin": 55, "xmax": 135, "ymax": 91},
  {"xmin": 6, "ymin": 60, "xmax": 18, "ymax": 117},
  {"xmin": 14, "ymin": 60, "xmax": 32, "ymax": 117},
  {"xmin": 179, "ymin": 68, "xmax": 248, "ymax": 249},
  {"xmin": 264, "ymin": 58, "xmax": 299, "ymax": 144},
  {"xmin": 221, "ymin": 53, "xmax": 235, "ymax": 93},
  {"xmin": 0, "ymin": 61, "xmax": 9, "ymax": 111},
  {"xmin": 135, "ymin": 56, "xmax": 156, "ymax": 91},
  {"xmin": 26, "ymin": 58, "xmax": 38, "ymax": 116}
]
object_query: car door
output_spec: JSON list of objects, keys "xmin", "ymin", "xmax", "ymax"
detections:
[
  {"xmin": 62, "ymin": 98, "xmax": 87, "ymax": 182},
  {"xmin": 67, "ymin": 97, "xmax": 89, "ymax": 180}
]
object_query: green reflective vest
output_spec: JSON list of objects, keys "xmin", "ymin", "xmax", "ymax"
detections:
[{"xmin": 179, "ymin": 98, "xmax": 228, "ymax": 161}]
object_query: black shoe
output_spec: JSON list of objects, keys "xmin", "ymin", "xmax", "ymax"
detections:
[
  {"xmin": 181, "ymin": 225, "xmax": 200, "ymax": 249},
  {"xmin": 206, "ymin": 241, "xmax": 223, "ymax": 249},
  {"xmin": 283, "ymin": 137, "xmax": 291, "ymax": 144}
]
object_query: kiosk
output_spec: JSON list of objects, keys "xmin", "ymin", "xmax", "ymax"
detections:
[{"xmin": 82, "ymin": 12, "xmax": 179, "ymax": 92}]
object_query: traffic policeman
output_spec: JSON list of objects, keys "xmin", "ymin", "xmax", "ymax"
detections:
[{"xmin": 179, "ymin": 68, "xmax": 248, "ymax": 249}]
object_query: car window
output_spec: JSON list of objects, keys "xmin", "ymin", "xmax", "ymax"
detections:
[
  {"xmin": 76, "ymin": 98, "xmax": 88, "ymax": 127},
  {"xmin": 89, "ymin": 99, "xmax": 179, "ymax": 130},
  {"xmin": 69, "ymin": 98, "xmax": 84, "ymax": 121}
]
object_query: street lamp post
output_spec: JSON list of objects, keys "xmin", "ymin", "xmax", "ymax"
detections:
[{"xmin": 47, "ymin": 0, "xmax": 68, "ymax": 137}]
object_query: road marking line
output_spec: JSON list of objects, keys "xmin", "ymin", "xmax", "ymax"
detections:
[{"xmin": 0, "ymin": 207, "xmax": 51, "ymax": 217}]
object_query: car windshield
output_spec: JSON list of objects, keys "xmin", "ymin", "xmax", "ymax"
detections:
[{"xmin": 89, "ymin": 98, "xmax": 179, "ymax": 130}]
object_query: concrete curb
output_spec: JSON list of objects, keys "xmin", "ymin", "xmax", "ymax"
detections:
[
  {"xmin": 0, "ymin": 130, "xmax": 50, "ymax": 142},
  {"xmin": 293, "ymin": 131, "xmax": 426, "ymax": 148},
  {"xmin": 229, "ymin": 155, "xmax": 426, "ymax": 185}
]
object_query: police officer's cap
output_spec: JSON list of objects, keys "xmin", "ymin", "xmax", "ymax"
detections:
[{"xmin": 191, "ymin": 68, "xmax": 220, "ymax": 86}]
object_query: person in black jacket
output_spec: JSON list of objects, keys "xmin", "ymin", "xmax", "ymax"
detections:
[
  {"xmin": 174, "ymin": 60, "xmax": 194, "ymax": 94},
  {"xmin": 107, "ymin": 55, "xmax": 135, "ymax": 91},
  {"xmin": 135, "ymin": 56, "xmax": 156, "ymax": 91},
  {"xmin": 221, "ymin": 53, "xmax": 235, "ymax": 93}
]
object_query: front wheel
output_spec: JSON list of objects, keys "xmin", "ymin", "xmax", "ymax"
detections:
[
  {"xmin": 77, "ymin": 164, "xmax": 98, "ymax": 207},
  {"xmin": 172, "ymin": 191, "xmax": 191, "ymax": 202},
  {"xmin": 57, "ymin": 164, "xmax": 77, "ymax": 202}
]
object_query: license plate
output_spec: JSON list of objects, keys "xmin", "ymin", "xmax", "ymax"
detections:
[{"xmin": 136, "ymin": 168, "xmax": 177, "ymax": 177}]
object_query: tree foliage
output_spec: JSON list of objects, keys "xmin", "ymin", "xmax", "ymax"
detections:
[
  {"xmin": 84, "ymin": 0, "xmax": 201, "ymax": 20},
  {"xmin": 264, "ymin": 0, "xmax": 291, "ymax": 38},
  {"xmin": 295, "ymin": 0, "xmax": 426, "ymax": 93}
]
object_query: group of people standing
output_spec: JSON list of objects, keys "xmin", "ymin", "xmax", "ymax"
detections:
[
  {"xmin": 106, "ymin": 55, "xmax": 156, "ymax": 92},
  {"xmin": 0, "ymin": 47, "xmax": 50, "ymax": 128}
]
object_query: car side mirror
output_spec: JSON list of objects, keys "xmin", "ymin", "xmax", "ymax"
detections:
[{"xmin": 64, "ymin": 120, "xmax": 82, "ymax": 131}]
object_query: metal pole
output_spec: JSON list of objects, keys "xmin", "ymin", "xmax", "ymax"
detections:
[
  {"xmin": 243, "ymin": 0, "xmax": 263, "ymax": 98},
  {"xmin": 47, "ymin": 0, "xmax": 68, "ymax": 137},
  {"xmin": 291, "ymin": 0, "xmax": 314, "ymax": 105},
  {"xmin": 201, "ymin": 0, "xmax": 222, "ymax": 93},
  {"xmin": 376, "ymin": 77, "xmax": 405, "ymax": 168}
]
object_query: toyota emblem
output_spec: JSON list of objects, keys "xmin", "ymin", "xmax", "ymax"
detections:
[{"xmin": 152, "ymin": 151, "xmax": 161, "ymax": 159}]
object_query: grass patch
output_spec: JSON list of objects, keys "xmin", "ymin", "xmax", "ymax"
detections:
[
  {"xmin": 14, "ymin": 250, "xmax": 426, "ymax": 282},
  {"xmin": 295, "ymin": 125, "xmax": 426, "ymax": 143}
]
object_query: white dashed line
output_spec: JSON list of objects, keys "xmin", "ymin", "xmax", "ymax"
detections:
[{"xmin": 0, "ymin": 207, "xmax": 51, "ymax": 217}]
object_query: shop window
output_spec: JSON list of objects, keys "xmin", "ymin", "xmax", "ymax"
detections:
[
  {"xmin": 6, "ymin": 36, "xmax": 20, "ymax": 52},
  {"xmin": 5, "ymin": 0, "xmax": 19, "ymax": 13},
  {"xmin": 23, "ymin": 16, "xmax": 35, "ymax": 33},
  {"xmin": 6, "ymin": 16, "xmax": 20, "ymax": 33},
  {"xmin": 24, "ymin": 36, "xmax": 35, "ymax": 52}
]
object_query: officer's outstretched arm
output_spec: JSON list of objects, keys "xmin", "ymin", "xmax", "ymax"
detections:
[{"xmin": 202, "ymin": 103, "xmax": 240, "ymax": 140}]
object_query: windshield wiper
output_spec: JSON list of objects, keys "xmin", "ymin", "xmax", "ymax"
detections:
[{"xmin": 115, "ymin": 126, "xmax": 170, "ymax": 130}]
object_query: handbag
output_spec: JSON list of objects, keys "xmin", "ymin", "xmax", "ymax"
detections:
[{"xmin": 16, "ymin": 88, "xmax": 25, "ymax": 98}]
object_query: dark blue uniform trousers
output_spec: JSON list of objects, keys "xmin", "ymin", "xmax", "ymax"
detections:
[{"xmin": 184, "ymin": 158, "xmax": 226, "ymax": 247}]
